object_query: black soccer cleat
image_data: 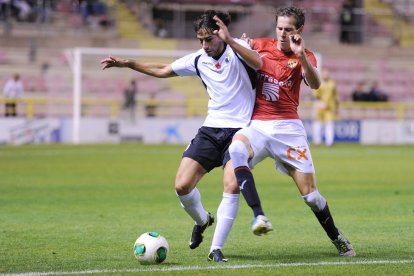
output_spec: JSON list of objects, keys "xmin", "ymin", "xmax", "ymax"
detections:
[
  {"xmin": 189, "ymin": 212, "xmax": 214, "ymax": 249},
  {"xmin": 207, "ymin": 249, "xmax": 228, "ymax": 262}
]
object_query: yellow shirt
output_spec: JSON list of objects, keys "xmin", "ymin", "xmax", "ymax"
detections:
[{"xmin": 313, "ymin": 79, "xmax": 338, "ymax": 122}]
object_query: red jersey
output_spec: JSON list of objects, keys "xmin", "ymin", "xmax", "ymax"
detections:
[{"xmin": 251, "ymin": 38, "xmax": 317, "ymax": 120}]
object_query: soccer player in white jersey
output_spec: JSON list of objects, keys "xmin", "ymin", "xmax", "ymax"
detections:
[
  {"xmin": 101, "ymin": 10, "xmax": 261, "ymax": 262},
  {"xmin": 228, "ymin": 6, "xmax": 356, "ymax": 257}
]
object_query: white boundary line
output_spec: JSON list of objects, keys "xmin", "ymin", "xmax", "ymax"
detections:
[{"xmin": 2, "ymin": 259, "xmax": 414, "ymax": 276}]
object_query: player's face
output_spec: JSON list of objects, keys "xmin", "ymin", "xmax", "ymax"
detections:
[
  {"xmin": 197, "ymin": 29, "xmax": 224, "ymax": 57},
  {"xmin": 275, "ymin": 16, "xmax": 301, "ymax": 52}
]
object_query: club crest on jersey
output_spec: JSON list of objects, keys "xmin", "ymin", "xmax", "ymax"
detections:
[
  {"xmin": 225, "ymin": 53, "xmax": 231, "ymax": 63},
  {"xmin": 215, "ymin": 62, "xmax": 221, "ymax": 69},
  {"xmin": 287, "ymin": 59, "xmax": 298, "ymax": 69}
]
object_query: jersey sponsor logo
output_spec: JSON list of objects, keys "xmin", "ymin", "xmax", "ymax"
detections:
[
  {"xmin": 258, "ymin": 72, "xmax": 279, "ymax": 84},
  {"xmin": 287, "ymin": 59, "xmax": 298, "ymax": 69},
  {"xmin": 258, "ymin": 72, "xmax": 292, "ymax": 88},
  {"xmin": 287, "ymin": 147, "xmax": 308, "ymax": 161},
  {"xmin": 258, "ymin": 72, "xmax": 280, "ymax": 102},
  {"xmin": 279, "ymin": 79, "xmax": 293, "ymax": 88},
  {"xmin": 262, "ymin": 82, "xmax": 279, "ymax": 101}
]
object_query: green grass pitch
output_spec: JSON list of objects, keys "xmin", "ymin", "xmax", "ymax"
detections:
[{"xmin": 0, "ymin": 143, "xmax": 413, "ymax": 275}]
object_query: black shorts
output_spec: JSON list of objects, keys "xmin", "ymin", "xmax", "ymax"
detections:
[{"xmin": 183, "ymin": 126, "xmax": 241, "ymax": 172}]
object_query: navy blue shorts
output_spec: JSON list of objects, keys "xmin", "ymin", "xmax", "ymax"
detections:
[{"xmin": 183, "ymin": 126, "xmax": 241, "ymax": 172}]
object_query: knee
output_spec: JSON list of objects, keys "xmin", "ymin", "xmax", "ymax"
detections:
[
  {"xmin": 223, "ymin": 177, "xmax": 240, "ymax": 194},
  {"xmin": 229, "ymin": 140, "xmax": 249, "ymax": 168},
  {"xmin": 229, "ymin": 140, "xmax": 248, "ymax": 158},
  {"xmin": 302, "ymin": 190, "xmax": 327, "ymax": 212},
  {"xmin": 175, "ymin": 184, "xmax": 190, "ymax": 196},
  {"xmin": 175, "ymin": 174, "xmax": 193, "ymax": 196}
]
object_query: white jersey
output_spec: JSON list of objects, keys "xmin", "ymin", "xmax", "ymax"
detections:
[
  {"xmin": 171, "ymin": 38, "xmax": 257, "ymax": 128},
  {"xmin": 3, "ymin": 79, "xmax": 24, "ymax": 98}
]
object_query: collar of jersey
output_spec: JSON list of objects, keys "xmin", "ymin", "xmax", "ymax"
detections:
[{"xmin": 212, "ymin": 43, "xmax": 227, "ymax": 61}]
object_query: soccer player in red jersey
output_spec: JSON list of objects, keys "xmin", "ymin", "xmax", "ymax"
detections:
[{"xmin": 229, "ymin": 6, "xmax": 356, "ymax": 257}]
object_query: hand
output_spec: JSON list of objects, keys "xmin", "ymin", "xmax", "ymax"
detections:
[
  {"xmin": 100, "ymin": 56, "xmax": 125, "ymax": 70},
  {"xmin": 213, "ymin": 15, "xmax": 232, "ymax": 43},
  {"xmin": 241, "ymin": 33, "xmax": 252, "ymax": 47},
  {"xmin": 289, "ymin": 34, "xmax": 305, "ymax": 57}
]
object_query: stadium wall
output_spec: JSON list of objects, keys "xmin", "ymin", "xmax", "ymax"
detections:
[{"xmin": 1, "ymin": 118, "xmax": 414, "ymax": 145}]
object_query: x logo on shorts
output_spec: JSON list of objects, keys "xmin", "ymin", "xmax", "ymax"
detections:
[{"xmin": 287, "ymin": 148, "xmax": 308, "ymax": 161}]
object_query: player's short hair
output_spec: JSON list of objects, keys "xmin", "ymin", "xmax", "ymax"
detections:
[
  {"xmin": 193, "ymin": 10, "xmax": 231, "ymax": 33},
  {"xmin": 275, "ymin": 6, "xmax": 305, "ymax": 30}
]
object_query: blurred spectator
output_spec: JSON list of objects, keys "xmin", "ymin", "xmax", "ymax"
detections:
[
  {"xmin": 339, "ymin": 0, "xmax": 353, "ymax": 43},
  {"xmin": 29, "ymin": 36, "xmax": 37, "ymax": 62},
  {"xmin": 1, "ymin": 0, "xmax": 54, "ymax": 23},
  {"xmin": 13, "ymin": 0, "xmax": 31, "ymax": 21},
  {"xmin": 155, "ymin": 19, "xmax": 168, "ymax": 38},
  {"xmin": 40, "ymin": 61, "xmax": 50, "ymax": 76},
  {"xmin": 312, "ymin": 68, "xmax": 338, "ymax": 147},
  {"xmin": 0, "ymin": 0, "xmax": 10, "ymax": 21},
  {"xmin": 368, "ymin": 81, "xmax": 388, "ymax": 102},
  {"xmin": 352, "ymin": 81, "xmax": 369, "ymax": 102},
  {"xmin": 3, "ymin": 73, "xmax": 24, "ymax": 117},
  {"xmin": 123, "ymin": 79, "xmax": 137, "ymax": 122},
  {"xmin": 34, "ymin": 0, "xmax": 53, "ymax": 23},
  {"xmin": 145, "ymin": 93, "xmax": 157, "ymax": 117},
  {"xmin": 76, "ymin": 0, "xmax": 111, "ymax": 28}
]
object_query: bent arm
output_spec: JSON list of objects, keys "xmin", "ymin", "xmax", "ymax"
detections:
[
  {"xmin": 289, "ymin": 34, "xmax": 321, "ymax": 89},
  {"xmin": 227, "ymin": 39, "xmax": 262, "ymax": 70},
  {"xmin": 213, "ymin": 16, "xmax": 262, "ymax": 70},
  {"xmin": 299, "ymin": 54, "xmax": 321, "ymax": 89},
  {"xmin": 101, "ymin": 56, "xmax": 177, "ymax": 78}
]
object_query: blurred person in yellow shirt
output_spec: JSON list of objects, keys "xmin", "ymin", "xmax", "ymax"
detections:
[
  {"xmin": 3, "ymin": 73, "xmax": 24, "ymax": 117},
  {"xmin": 312, "ymin": 68, "xmax": 338, "ymax": 146}
]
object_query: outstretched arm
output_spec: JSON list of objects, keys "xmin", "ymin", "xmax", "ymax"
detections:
[
  {"xmin": 213, "ymin": 16, "xmax": 262, "ymax": 70},
  {"xmin": 289, "ymin": 34, "xmax": 321, "ymax": 89},
  {"xmin": 100, "ymin": 56, "xmax": 177, "ymax": 78}
]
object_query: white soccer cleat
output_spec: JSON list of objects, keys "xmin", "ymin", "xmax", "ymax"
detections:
[{"xmin": 251, "ymin": 215, "xmax": 273, "ymax": 236}]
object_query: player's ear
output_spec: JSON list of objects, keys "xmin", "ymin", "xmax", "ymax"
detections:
[{"xmin": 297, "ymin": 25, "xmax": 304, "ymax": 34}]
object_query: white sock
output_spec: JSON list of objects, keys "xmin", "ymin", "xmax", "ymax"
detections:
[
  {"xmin": 313, "ymin": 121, "xmax": 322, "ymax": 145},
  {"xmin": 302, "ymin": 190, "xmax": 327, "ymax": 212},
  {"xmin": 177, "ymin": 188, "xmax": 207, "ymax": 225},
  {"xmin": 325, "ymin": 121, "xmax": 335, "ymax": 146},
  {"xmin": 210, "ymin": 193, "xmax": 239, "ymax": 252}
]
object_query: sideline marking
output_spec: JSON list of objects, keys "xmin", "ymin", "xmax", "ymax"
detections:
[{"xmin": 2, "ymin": 259, "xmax": 414, "ymax": 276}]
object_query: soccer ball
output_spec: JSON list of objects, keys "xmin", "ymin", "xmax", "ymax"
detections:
[{"xmin": 133, "ymin": 232, "xmax": 169, "ymax": 264}]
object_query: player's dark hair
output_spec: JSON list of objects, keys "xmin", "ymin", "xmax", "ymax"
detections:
[
  {"xmin": 193, "ymin": 10, "xmax": 231, "ymax": 33},
  {"xmin": 275, "ymin": 6, "xmax": 305, "ymax": 30}
]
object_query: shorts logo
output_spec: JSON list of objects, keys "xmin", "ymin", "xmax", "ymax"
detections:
[
  {"xmin": 287, "ymin": 148, "xmax": 308, "ymax": 161},
  {"xmin": 287, "ymin": 59, "xmax": 298, "ymax": 69}
]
